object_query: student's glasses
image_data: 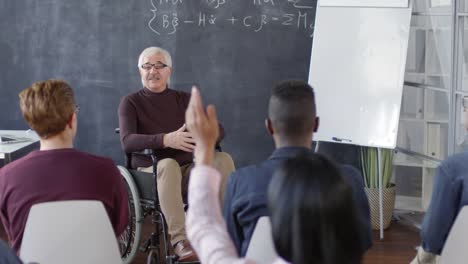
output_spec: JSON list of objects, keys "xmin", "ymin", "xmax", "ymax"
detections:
[{"xmin": 141, "ymin": 62, "xmax": 168, "ymax": 71}]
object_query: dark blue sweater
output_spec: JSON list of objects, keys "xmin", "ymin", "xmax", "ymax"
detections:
[
  {"xmin": 421, "ymin": 151, "xmax": 468, "ymax": 254},
  {"xmin": 222, "ymin": 146, "xmax": 373, "ymax": 257}
]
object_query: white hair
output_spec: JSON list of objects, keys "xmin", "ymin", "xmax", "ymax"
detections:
[
  {"xmin": 138, "ymin": 47, "xmax": 172, "ymax": 68},
  {"xmin": 138, "ymin": 47, "xmax": 172, "ymax": 86}
]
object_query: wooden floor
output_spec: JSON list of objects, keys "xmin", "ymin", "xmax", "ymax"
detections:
[
  {"xmin": 363, "ymin": 222, "xmax": 420, "ymax": 264},
  {"xmin": 130, "ymin": 219, "xmax": 421, "ymax": 263},
  {"xmin": 0, "ymin": 220, "xmax": 420, "ymax": 263}
]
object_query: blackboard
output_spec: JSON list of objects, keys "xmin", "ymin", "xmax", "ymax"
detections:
[{"xmin": 0, "ymin": 0, "xmax": 317, "ymax": 167}]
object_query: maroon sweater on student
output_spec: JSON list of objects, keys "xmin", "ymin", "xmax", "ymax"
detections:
[
  {"xmin": 118, "ymin": 87, "xmax": 224, "ymax": 168},
  {"xmin": 0, "ymin": 149, "xmax": 129, "ymax": 253}
]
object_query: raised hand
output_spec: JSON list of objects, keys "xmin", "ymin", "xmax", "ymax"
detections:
[
  {"xmin": 163, "ymin": 124, "xmax": 196, "ymax": 152},
  {"xmin": 185, "ymin": 87, "xmax": 219, "ymax": 166}
]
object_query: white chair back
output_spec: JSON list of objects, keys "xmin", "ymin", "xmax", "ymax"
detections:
[
  {"xmin": 20, "ymin": 200, "xmax": 122, "ymax": 264},
  {"xmin": 440, "ymin": 206, "xmax": 468, "ymax": 264},
  {"xmin": 246, "ymin": 216, "xmax": 278, "ymax": 264}
]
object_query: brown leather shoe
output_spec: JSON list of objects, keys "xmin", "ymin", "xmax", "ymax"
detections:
[{"xmin": 174, "ymin": 240, "xmax": 199, "ymax": 262}]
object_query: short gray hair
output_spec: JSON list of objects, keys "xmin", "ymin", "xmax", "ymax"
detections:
[
  {"xmin": 138, "ymin": 47, "xmax": 172, "ymax": 86},
  {"xmin": 138, "ymin": 47, "xmax": 172, "ymax": 68}
]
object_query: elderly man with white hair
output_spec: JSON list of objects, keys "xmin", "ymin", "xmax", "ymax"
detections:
[{"xmin": 118, "ymin": 46, "xmax": 235, "ymax": 261}]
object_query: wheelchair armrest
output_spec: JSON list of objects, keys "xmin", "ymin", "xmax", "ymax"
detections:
[
  {"xmin": 115, "ymin": 128, "xmax": 158, "ymax": 168},
  {"xmin": 125, "ymin": 149, "xmax": 158, "ymax": 170},
  {"xmin": 115, "ymin": 128, "xmax": 153, "ymax": 156},
  {"xmin": 131, "ymin": 149, "xmax": 154, "ymax": 156}
]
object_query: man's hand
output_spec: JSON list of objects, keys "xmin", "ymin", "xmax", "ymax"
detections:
[
  {"xmin": 163, "ymin": 124, "xmax": 196, "ymax": 152},
  {"xmin": 185, "ymin": 87, "xmax": 219, "ymax": 166}
]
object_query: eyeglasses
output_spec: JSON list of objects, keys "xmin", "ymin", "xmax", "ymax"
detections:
[
  {"xmin": 75, "ymin": 105, "xmax": 80, "ymax": 114},
  {"xmin": 463, "ymin": 97, "xmax": 468, "ymax": 109},
  {"xmin": 141, "ymin": 62, "xmax": 168, "ymax": 71}
]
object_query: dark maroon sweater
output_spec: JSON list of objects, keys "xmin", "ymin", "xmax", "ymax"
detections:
[
  {"xmin": 118, "ymin": 87, "xmax": 224, "ymax": 168},
  {"xmin": 0, "ymin": 149, "xmax": 129, "ymax": 253}
]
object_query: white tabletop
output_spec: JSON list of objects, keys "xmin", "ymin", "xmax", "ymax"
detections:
[{"xmin": 0, "ymin": 130, "xmax": 40, "ymax": 159}]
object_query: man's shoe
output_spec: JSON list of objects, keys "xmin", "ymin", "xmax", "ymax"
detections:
[{"xmin": 174, "ymin": 240, "xmax": 199, "ymax": 262}]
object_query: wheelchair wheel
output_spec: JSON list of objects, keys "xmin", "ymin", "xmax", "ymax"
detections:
[
  {"xmin": 118, "ymin": 165, "xmax": 143, "ymax": 264},
  {"xmin": 147, "ymin": 249, "xmax": 159, "ymax": 264}
]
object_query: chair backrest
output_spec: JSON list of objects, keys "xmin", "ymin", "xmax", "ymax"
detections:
[
  {"xmin": 440, "ymin": 206, "xmax": 468, "ymax": 264},
  {"xmin": 20, "ymin": 200, "xmax": 122, "ymax": 264},
  {"xmin": 245, "ymin": 216, "xmax": 278, "ymax": 264}
]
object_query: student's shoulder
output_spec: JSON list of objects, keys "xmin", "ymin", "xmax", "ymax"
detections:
[
  {"xmin": 0, "ymin": 152, "xmax": 48, "ymax": 188},
  {"xmin": 338, "ymin": 163, "xmax": 361, "ymax": 175},
  {"xmin": 0, "ymin": 159, "xmax": 22, "ymax": 180},
  {"xmin": 441, "ymin": 151, "xmax": 468, "ymax": 166},
  {"xmin": 230, "ymin": 160, "xmax": 276, "ymax": 183},
  {"xmin": 0, "ymin": 151, "xmax": 39, "ymax": 176},
  {"xmin": 231, "ymin": 161, "xmax": 266, "ymax": 177},
  {"xmin": 338, "ymin": 164, "xmax": 364, "ymax": 185},
  {"xmin": 438, "ymin": 151, "xmax": 468, "ymax": 176},
  {"xmin": 227, "ymin": 162, "xmax": 273, "ymax": 207},
  {"xmin": 73, "ymin": 150, "xmax": 117, "ymax": 169}
]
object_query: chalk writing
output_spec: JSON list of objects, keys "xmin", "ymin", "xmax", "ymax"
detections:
[
  {"xmin": 208, "ymin": 0, "xmax": 226, "ymax": 8},
  {"xmin": 157, "ymin": 0, "xmax": 185, "ymax": 4},
  {"xmin": 282, "ymin": 14, "xmax": 294, "ymax": 26},
  {"xmin": 158, "ymin": 13, "xmax": 179, "ymax": 34},
  {"xmin": 254, "ymin": 15, "xmax": 267, "ymax": 32},
  {"xmin": 148, "ymin": 0, "xmax": 160, "ymax": 35},
  {"xmin": 287, "ymin": 0, "xmax": 314, "ymax": 9},
  {"xmin": 228, "ymin": 16, "xmax": 238, "ymax": 24},
  {"xmin": 147, "ymin": 0, "xmax": 316, "ymax": 37},
  {"xmin": 253, "ymin": 0, "xmax": 275, "ymax": 6},
  {"xmin": 199, "ymin": 12, "xmax": 206, "ymax": 26}
]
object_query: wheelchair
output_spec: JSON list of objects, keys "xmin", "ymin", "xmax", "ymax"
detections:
[{"xmin": 116, "ymin": 129, "xmax": 200, "ymax": 264}]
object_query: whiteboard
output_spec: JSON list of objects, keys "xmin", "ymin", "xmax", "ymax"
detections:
[
  {"xmin": 308, "ymin": 4, "xmax": 412, "ymax": 148},
  {"xmin": 320, "ymin": 0, "xmax": 409, "ymax": 7}
]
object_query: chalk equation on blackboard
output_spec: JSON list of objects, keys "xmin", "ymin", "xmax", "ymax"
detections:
[
  {"xmin": 148, "ymin": 0, "xmax": 316, "ymax": 37},
  {"xmin": 153, "ymin": 0, "xmax": 314, "ymax": 9}
]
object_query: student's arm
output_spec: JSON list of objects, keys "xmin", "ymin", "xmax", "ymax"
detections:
[
  {"xmin": 182, "ymin": 89, "xmax": 225, "ymax": 143},
  {"xmin": 187, "ymin": 166, "xmax": 252, "ymax": 264},
  {"xmin": 185, "ymin": 87, "xmax": 249, "ymax": 263},
  {"xmin": 223, "ymin": 174, "xmax": 243, "ymax": 255},
  {"xmin": 421, "ymin": 164, "xmax": 461, "ymax": 255}
]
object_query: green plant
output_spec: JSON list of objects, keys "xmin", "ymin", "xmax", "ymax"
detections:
[{"xmin": 360, "ymin": 147, "xmax": 394, "ymax": 188}]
